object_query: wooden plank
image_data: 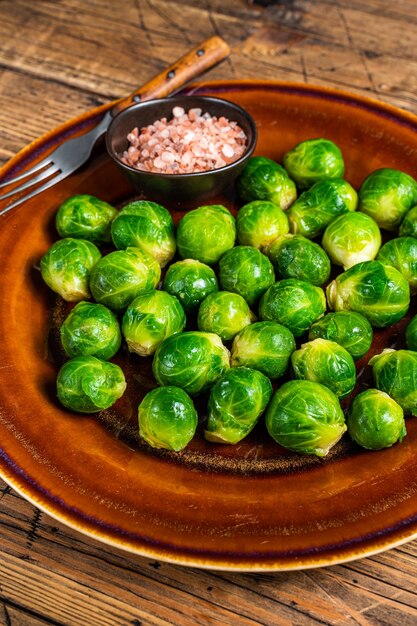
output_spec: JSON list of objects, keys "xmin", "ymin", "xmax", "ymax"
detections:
[
  {"xmin": 0, "ymin": 0, "xmax": 415, "ymax": 148},
  {"xmin": 2, "ymin": 479, "xmax": 417, "ymax": 625},
  {"xmin": 0, "ymin": 69, "xmax": 108, "ymax": 165},
  {"xmin": 1, "ymin": 602, "xmax": 61, "ymax": 626},
  {"xmin": 0, "ymin": 485, "xmax": 313, "ymax": 626},
  {"xmin": 1, "ymin": 1, "xmax": 417, "ymax": 624},
  {"xmin": 0, "ymin": 0, "xmax": 416, "ymax": 168}
]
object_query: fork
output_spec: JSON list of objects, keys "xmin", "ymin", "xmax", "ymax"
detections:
[{"xmin": 0, "ymin": 36, "xmax": 230, "ymax": 216}]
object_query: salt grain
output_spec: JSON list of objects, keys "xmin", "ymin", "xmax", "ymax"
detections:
[
  {"xmin": 172, "ymin": 106, "xmax": 185, "ymax": 118},
  {"xmin": 183, "ymin": 131, "xmax": 195, "ymax": 144},
  {"xmin": 222, "ymin": 144, "xmax": 235, "ymax": 158},
  {"xmin": 121, "ymin": 107, "xmax": 247, "ymax": 175},
  {"xmin": 161, "ymin": 151, "xmax": 176, "ymax": 163},
  {"xmin": 127, "ymin": 129, "xmax": 138, "ymax": 143},
  {"xmin": 153, "ymin": 157, "xmax": 165, "ymax": 169},
  {"xmin": 128, "ymin": 146, "xmax": 139, "ymax": 159}
]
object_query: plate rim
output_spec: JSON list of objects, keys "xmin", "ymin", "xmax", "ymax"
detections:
[
  {"xmin": 1, "ymin": 79, "xmax": 417, "ymax": 571},
  {"xmin": 1, "ymin": 79, "xmax": 416, "ymax": 182}
]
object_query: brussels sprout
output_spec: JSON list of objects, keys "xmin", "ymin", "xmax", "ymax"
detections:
[
  {"xmin": 358, "ymin": 168, "xmax": 417, "ymax": 231},
  {"xmin": 218, "ymin": 246, "xmax": 275, "ymax": 306},
  {"xmin": 230, "ymin": 321, "xmax": 295, "ymax": 379},
  {"xmin": 265, "ymin": 380, "xmax": 346, "ymax": 457},
  {"xmin": 60, "ymin": 301, "xmax": 121, "ymax": 360},
  {"xmin": 283, "ymin": 138, "xmax": 345, "ymax": 189},
  {"xmin": 322, "ymin": 212, "xmax": 381, "ymax": 270},
  {"xmin": 348, "ymin": 389, "xmax": 406, "ymax": 450},
  {"xmin": 326, "ymin": 260, "xmax": 410, "ymax": 328},
  {"xmin": 369, "ymin": 349, "xmax": 417, "ymax": 415},
  {"xmin": 291, "ymin": 338, "xmax": 356, "ymax": 399},
  {"xmin": 236, "ymin": 156, "xmax": 297, "ymax": 210},
  {"xmin": 111, "ymin": 200, "xmax": 175, "ymax": 268},
  {"xmin": 152, "ymin": 331, "xmax": 230, "ymax": 395},
  {"xmin": 55, "ymin": 194, "xmax": 117, "ymax": 243},
  {"xmin": 176, "ymin": 204, "xmax": 235, "ymax": 265},
  {"xmin": 406, "ymin": 314, "xmax": 417, "ymax": 351},
  {"xmin": 308, "ymin": 311, "xmax": 373, "ymax": 361},
  {"xmin": 138, "ymin": 386, "xmax": 197, "ymax": 451},
  {"xmin": 205, "ymin": 367, "xmax": 272, "ymax": 444},
  {"xmin": 265, "ymin": 234, "xmax": 331, "ymax": 286},
  {"xmin": 399, "ymin": 205, "xmax": 417, "ymax": 238},
  {"xmin": 236, "ymin": 200, "xmax": 289, "ymax": 250},
  {"xmin": 286, "ymin": 179, "xmax": 358, "ymax": 239},
  {"xmin": 376, "ymin": 236, "xmax": 417, "ymax": 293},
  {"xmin": 89, "ymin": 247, "xmax": 161, "ymax": 312},
  {"xmin": 122, "ymin": 290, "xmax": 185, "ymax": 356},
  {"xmin": 40, "ymin": 237, "xmax": 101, "ymax": 302},
  {"xmin": 198, "ymin": 291, "xmax": 255, "ymax": 342},
  {"xmin": 56, "ymin": 356, "xmax": 126, "ymax": 413},
  {"xmin": 162, "ymin": 259, "xmax": 218, "ymax": 315},
  {"xmin": 259, "ymin": 279, "xmax": 326, "ymax": 337}
]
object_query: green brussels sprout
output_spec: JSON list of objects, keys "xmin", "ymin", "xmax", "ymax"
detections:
[
  {"xmin": 236, "ymin": 156, "xmax": 297, "ymax": 210},
  {"xmin": 265, "ymin": 380, "xmax": 346, "ymax": 457},
  {"xmin": 218, "ymin": 246, "xmax": 275, "ymax": 306},
  {"xmin": 176, "ymin": 204, "xmax": 236, "ymax": 265},
  {"xmin": 138, "ymin": 386, "xmax": 197, "ymax": 451},
  {"xmin": 152, "ymin": 331, "xmax": 230, "ymax": 396},
  {"xmin": 399, "ymin": 205, "xmax": 417, "ymax": 238},
  {"xmin": 56, "ymin": 356, "xmax": 126, "ymax": 413},
  {"xmin": 230, "ymin": 321, "xmax": 295, "ymax": 379},
  {"xmin": 348, "ymin": 389, "xmax": 406, "ymax": 450},
  {"xmin": 60, "ymin": 301, "xmax": 121, "ymax": 360},
  {"xmin": 236, "ymin": 200, "xmax": 289, "ymax": 250},
  {"xmin": 406, "ymin": 314, "xmax": 417, "ymax": 351},
  {"xmin": 291, "ymin": 338, "xmax": 356, "ymax": 399},
  {"xmin": 111, "ymin": 200, "xmax": 175, "ymax": 268},
  {"xmin": 286, "ymin": 179, "xmax": 358, "ymax": 239},
  {"xmin": 283, "ymin": 138, "xmax": 345, "ymax": 189},
  {"xmin": 265, "ymin": 234, "xmax": 331, "ymax": 286},
  {"xmin": 55, "ymin": 194, "xmax": 117, "ymax": 243},
  {"xmin": 326, "ymin": 260, "xmax": 410, "ymax": 328},
  {"xmin": 358, "ymin": 168, "xmax": 417, "ymax": 231},
  {"xmin": 322, "ymin": 212, "xmax": 381, "ymax": 270},
  {"xmin": 205, "ymin": 367, "xmax": 272, "ymax": 444},
  {"xmin": 369, "ymin": 349, "xmax": 417, "ymax": 415},
  {"xmin": 89, "ymin": 246, "xmax": 161, "ymax": 312},
  {"xmin": 376, "ymin": 236, "xmax": 417, "ymax": 293},
  {"xmin": 122, "ymin": 290, "xmax": 186, "ymax": 356},
  {"xmin": 162, "ymin": 259, "xmax": 218, "ymax": 315},
  {"xmin": 198, "ymin": 291, "xmax": 255, "ymax": 342},
  {"xmin": 308, "ymin": 311, "xmax": 373, "ymax": 361},
  {"xmin": 40, "ymin": 237, "xmax": 101, "ymax": 302},
  {"xmin": 259, "ymin": 279, "xmax": 326, "ymax": 337}
]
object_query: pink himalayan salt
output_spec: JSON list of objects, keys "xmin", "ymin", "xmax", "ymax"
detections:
[{"xmin": 121, "ymin": 107, "xmax": 247, "ymax": 174}]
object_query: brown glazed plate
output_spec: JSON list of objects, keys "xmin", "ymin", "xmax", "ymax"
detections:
[{"xmin": 1, "ymin": 80, "xmax": 417, "ymax": 571}]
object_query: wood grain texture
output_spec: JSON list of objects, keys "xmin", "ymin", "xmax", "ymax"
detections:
[
  {"xmin": 0, "ymin": 0, "xmax": 416, "ymax": 166},
  {"xmin": 1, "ymin": 0, "xmax": 417, "ymax": 624},
  {"xmin": 2, "ymin": 479, "xmax": 417, "ymax": 626}
]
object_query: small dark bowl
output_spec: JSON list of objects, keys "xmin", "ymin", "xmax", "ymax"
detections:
[{"xmin": 105, "ymin": 95, "xmax": 257, "ymax": 206}]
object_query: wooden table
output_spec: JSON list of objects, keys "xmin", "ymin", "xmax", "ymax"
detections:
[{"xmin": 1, "ymin": 1, "xmax": 417, "ymax": 624}]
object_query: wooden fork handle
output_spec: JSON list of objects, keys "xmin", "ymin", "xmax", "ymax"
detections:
[{"xmin": 111, "ymin": 36, "xmax": 231, "ymax": 116}]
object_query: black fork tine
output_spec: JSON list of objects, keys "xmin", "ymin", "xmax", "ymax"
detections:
[
  {"xmin": 0, "ymin": 156, "xmax": 55, "ymax": 189},
  {"xmin": 0, "ymin": 170, "xmax": 68, "ymax": 216},
  {"xmin": 0, "ymin": 163, "xmax": 61, "ymax": 202}
]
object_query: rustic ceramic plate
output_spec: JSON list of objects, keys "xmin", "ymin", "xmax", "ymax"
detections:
[{"xmin": 1, "ymin": 80, "xmax": 417, "ymax": 571}]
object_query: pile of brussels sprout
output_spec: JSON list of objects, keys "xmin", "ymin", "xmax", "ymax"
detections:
[{"xmin": 39, "ymin": 138, "xmax": 417, "ymax": 457}]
